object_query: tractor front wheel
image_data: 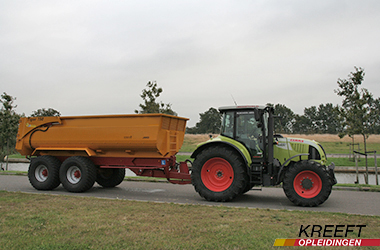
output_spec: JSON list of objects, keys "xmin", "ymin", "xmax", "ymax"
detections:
[
  {"xmin": 191, "ymin": 146, "xmax": 247, "ymax": 202},
  {"xmin": 283, "ymin": 160, "xmax": 332, "ymax": 207}
]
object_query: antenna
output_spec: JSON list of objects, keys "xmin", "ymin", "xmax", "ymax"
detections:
[{"xmin": 231, "ymin": 95, "xmax": 237, "ymax": 106}]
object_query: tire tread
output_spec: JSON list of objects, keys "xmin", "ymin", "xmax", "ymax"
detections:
[
  {"xmin": 191, "ymin": 146, "xmax": 247, "ymax": 202},
  {"xmin": 283, "ymin": 160, "xmax": 332, "ymax": 207}
]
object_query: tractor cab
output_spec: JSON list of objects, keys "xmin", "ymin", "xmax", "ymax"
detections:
[{"xmin": 220, "ymin": 105, "xmax": 269, "ymax": 159}]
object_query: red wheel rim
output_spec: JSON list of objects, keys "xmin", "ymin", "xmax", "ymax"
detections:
[
  {"xmin": 293, "ymin": 170, "xmax": 322, "ymax": 198},
  {"xmin": 201, "ymin": 158, "xmax": 234, "ymax": 192}
]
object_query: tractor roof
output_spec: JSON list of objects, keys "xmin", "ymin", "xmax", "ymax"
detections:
[{"xmin": 218, "ymin": 105, "xmax": 267, "ymax": 112}]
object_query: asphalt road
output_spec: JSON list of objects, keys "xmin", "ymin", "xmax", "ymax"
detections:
[{"xmin": 1, "ymin": 175, "xmax": 379, "ymax": 216}]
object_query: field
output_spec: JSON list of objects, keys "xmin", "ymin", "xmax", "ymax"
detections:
[{"xmin": 1, "ymin": 191, "xmax": 380, "ymax": 250}]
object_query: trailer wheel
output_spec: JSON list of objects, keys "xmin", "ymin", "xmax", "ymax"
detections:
[
  {"xmin": 59, "ymin": 156, "xmax": 96, "ymax": 193},
  {"xmin": 28, "ymin": 155, "xmax": 61, "ymax": 190},
  {"xmin": 283, "ymin": 160, "xmax": 332, "ymax": 207},
  {"xmin": 96, "ymin": 168, "xmax": 126, "ymax": 188},
  {"xmin": 191, "ymin": 146, "xmax": 247, "ymax": 202}
]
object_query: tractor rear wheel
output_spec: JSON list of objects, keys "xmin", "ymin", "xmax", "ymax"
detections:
[
  {"xmin": 96, "ymin": 168, "xmax": 126, "ymax": 188},
  {"xmin": 59, "ymin": 156, "xmax": 97, "ymax": 193},
  {"xmin": 283, "ymin": 160, "xmax": 332, "ymax": 207},
  {"xmin": 191, "ymin": 146, "xmax": 247, "ymax": 202},
  {"xmin": 28, "ymin": 155, "xmax": 61, "ymax": 190}
]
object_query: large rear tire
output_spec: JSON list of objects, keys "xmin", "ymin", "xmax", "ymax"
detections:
[
  {"xmin": 191, "ymin": 146, "xmax": 248, "ymax": 202},
  {"xmin": 28, "ymin": 155, "xmax": 61, "ymax": 190},
  {"xmin": 59, "ymin": 156, "xmax": 96, "ymax": 193},
  {"xmin": 283, "ymin": 160, "xmax": 332, "ymax": 207},
  {"xmin": 96, "ymin": 168, "xmax": 125, "ymax": 188}
]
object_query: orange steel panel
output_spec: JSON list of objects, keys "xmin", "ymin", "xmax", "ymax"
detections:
[{"xmin": 16, "ymin": 114, "xmax": 188, "ymax": 158}]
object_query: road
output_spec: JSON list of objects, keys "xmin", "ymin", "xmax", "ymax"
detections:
[{"xmin": 1, "ymin": 175, "xmax": 379, "ymax": 216}]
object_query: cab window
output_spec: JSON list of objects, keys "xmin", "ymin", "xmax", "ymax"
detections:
[
  {"xmin": 236, "ymin": 112, "xmax": 263, "ymax": 157},
  {"xmin": 221, "ymin": 111, "xmax": 234, "ymax": 138}
]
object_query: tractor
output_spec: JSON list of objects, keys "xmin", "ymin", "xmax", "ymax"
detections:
[{"xmin": 191, "ymin": 105, "xmax": 337, "ymax": 207}]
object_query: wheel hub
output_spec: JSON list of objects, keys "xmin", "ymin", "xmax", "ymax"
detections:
[
  {"xmin": 216, "ymin": 170, "xmax": 223, "ymax": 178},
  {"xmin": 35, "ymin": 165, "xmax": 49, "ymax": 182},
  {"xmin": 42, "ymin": 169, "xmax": 48, "ymax": 177},
  {"xmin": 74, "ymin": 170, "xmax": 81, "ymax": 179},
  {"xmin": 301, "ymin": 178, "xmax": 313, "ymax": 190},
  {"xmin": 67, "ymin": 166, "xmax": 82, "ymax": 184}
]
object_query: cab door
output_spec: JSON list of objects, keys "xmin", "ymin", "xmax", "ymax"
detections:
[{"xmin": 235, "ymin": 111, "xmax": 263, "ymax": 158}]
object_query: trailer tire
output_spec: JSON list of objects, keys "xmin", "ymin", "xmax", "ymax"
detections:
[
  {"xmin": 96, "ymin": 168, "xmax": 126, "ymax": 188},
  {"xmin": 28, "ymin": 155, "xmax": 61, "ymax": 190},
  {"xmin": 59, "ymin": 156, "xmax": 96, "ymax": 193},
  {"xmin": 283, "ymin": 160, "xmax": 332, "ymax": 207},
  {"xmin": 191, "ymin": 146, "xmax": 247, "ymax": 202}
]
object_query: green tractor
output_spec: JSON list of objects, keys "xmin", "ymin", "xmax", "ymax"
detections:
[{"xmin": 191, "ymin": 105, "xmax": 337, "ymax": 207}]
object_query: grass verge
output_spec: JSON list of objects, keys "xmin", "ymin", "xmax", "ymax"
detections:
[
  {"xmin": 1, "ymin": 191, "xmax": 380, "ymax": 250},
  {"xmin": 334, "ymin": 183, "xmax": 380, "ymax": 192},
  {"xmin": 327, "ymin": 157, "xmax": 379, "ymax": 167}
]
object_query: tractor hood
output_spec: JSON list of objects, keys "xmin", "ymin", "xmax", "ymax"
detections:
[{"xmin": 274, "ymin": 135, "xmax": 327, "ymax": 166}]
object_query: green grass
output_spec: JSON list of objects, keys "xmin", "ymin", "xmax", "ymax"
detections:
[
  {"xmin": 320, "ymin": 142, "xmax": 380, "ymax": 155},
  {"xmin": 334, "ymin": 183, "xmax": 380, "ymax": 192},
  {"xmin": 179, "ymin": 139, "xmax": 201, "ymax": 152},
  {"xmin": 175, "ymin": 154, "xmax": 193, "ymax": 162},
  {"xmin": 5, "ymin": 153, "xmax": 25, "ymax": 159},
  {"xmin": 327, "ymin": 157, "xmax": 379, "ymax": 167},
  {"xmin": 0, "ymin": 191, "xmax": 379, "ymax": 250}
]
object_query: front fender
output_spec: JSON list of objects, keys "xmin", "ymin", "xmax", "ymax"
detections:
[{"xmin": 190, "ymin": 136, "xmax": 251, "ymax": 166}]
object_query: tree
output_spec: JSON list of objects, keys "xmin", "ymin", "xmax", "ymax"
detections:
[
  {"xmin": 315, "ymin": 103, "xmax": 343, "ymax": 134},
  {"xmin": 303, "ymin": 106, "xmax": 319, "ymax": 133},
  {"xmin": 369, "ymin": 97, "xmax": 380, "ymax": 134},
  {"xmin": 135, "ymin": 81, "xmax": 177, "ymax": 116},
  {"xmin": 335, "ymin": 67, "xmax": 374, "ymax": 183},
  {"xmin": 271, "ymin": 103, "xmax": 295, "ymax": 134},
  {"xmin": 292, "ymin": 114, "xmax": 313, "ymax": 134},
  {"xmin": 0, "ymin": 93, "xmax": 20, "ymax": 161},
  {"xmin": 31, "ymin": 108, "xmax": 61, "ymax": 117},
  {"xmin": 187, "ymin": 107, "xmax": 222, "ymax": 134}
]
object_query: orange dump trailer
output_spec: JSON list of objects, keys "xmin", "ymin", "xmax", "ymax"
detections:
[{"xmin": 16, "ymin": 114, "xmax": 191, "ymax": 193}]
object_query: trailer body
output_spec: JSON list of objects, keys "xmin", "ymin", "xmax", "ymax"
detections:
[
  {"xmin": 16, "ymin": 114, "xmax": 191, "ymax": 192},
  {"xmin": 16, "ymin": 114, "xmax": 187, "ymax": 158}
]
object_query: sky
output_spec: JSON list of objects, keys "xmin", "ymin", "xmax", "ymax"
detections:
[{"xmin": 1, "ymin": 0, "xmax": 380, "ymax": 127}]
